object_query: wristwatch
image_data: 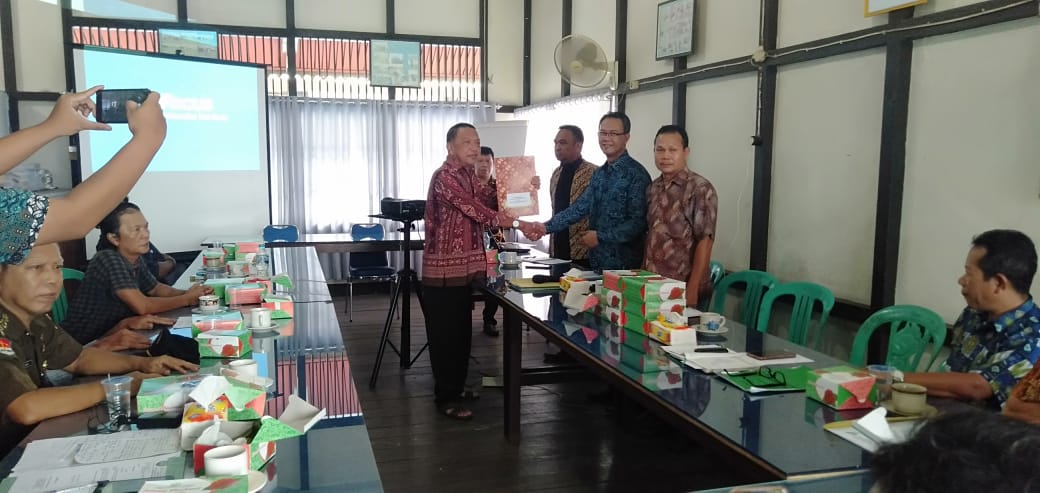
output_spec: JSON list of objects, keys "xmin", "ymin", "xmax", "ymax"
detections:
[
  {"xmin": 892, "ymin": 369, "xmax": 905, "ymax": 383},
  {"xmin": 512, "ymin": 220, "xmax": 520, "ymax": 228}
]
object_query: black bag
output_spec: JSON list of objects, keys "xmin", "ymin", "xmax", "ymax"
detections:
[{"xmin": 146, "ymin": 328, "xmax": 200, "ymax": 364}]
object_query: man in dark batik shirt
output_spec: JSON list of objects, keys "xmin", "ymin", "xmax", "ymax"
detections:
[{"xmin": 521, "ymin": 112, "xmax": 651, "ymax": 271}]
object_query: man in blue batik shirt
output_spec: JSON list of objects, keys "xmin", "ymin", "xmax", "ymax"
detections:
[
  {"xmin": 904, "ymin": 229, "xmax": 1040, "ymax": 409},
  {"xmin": 520, "ymin": 112, "xmax": 651, "ymax": 270}
]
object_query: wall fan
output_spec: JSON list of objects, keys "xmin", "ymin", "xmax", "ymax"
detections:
[{"xmin": 554, "ymin": 34, "xmax": 616, "ymax": 89}]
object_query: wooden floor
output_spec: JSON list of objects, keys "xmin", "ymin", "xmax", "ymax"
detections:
[{"xmin": 334, "ymin": 287, "xmax": 750, "ymax": 493}]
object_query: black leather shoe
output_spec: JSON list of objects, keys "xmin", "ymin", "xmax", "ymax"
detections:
[{"xmin": 482, "ymin": 322, "xmax": 500, "ymax": 337}]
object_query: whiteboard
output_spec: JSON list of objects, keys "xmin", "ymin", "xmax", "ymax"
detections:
[
  {"xmin": 475, "ymin": 120, "xmax": 528, "ymax": 157},
  {"xmin": 865, "ymin": 0, "xmax": 927, "ymax": 17}
]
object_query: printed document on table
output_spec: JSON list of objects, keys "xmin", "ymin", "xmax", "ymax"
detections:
[
  {"xmin": 13, "ymin": 429, "xmax": 180, "ymax": 471},
  {"xmin": 10, "ymin": 452, "xmax": 181, "ymax": 493}
]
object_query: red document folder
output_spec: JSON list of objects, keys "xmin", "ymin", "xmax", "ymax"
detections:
[{"xmin": 494, "ymin": 156, "xmax": 539, "ymax": 216}]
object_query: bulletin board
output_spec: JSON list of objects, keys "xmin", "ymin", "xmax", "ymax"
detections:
[
  {"xmin": 865, "ymin": 0, "xmax": 927, "ymax": 17},
  {"xmin": 656, "ymin": 0, "xmax": 696, "ymax": 60}
]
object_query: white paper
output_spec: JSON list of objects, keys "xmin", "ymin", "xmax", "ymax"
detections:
[
  {"xmin": 278, "ymin": 394, "xmax": 326, "ymax": 432},
  {"xmin": 11, "ymin": 452, "xmax": 180, "ymax": 493},
  {"xmin": 505, "ymin": 192, "xmax": 533, "ymax": 208},
  {"xmin": 827, "ymin": 420, "xmax": 919, "ymax": 452},
  {"xmin": 527, "ymin": 257, "xmax": 571, "ymax": 265},
  {"xmin": 14, "ymin": 430, "xmax": 180, "ymax": 471},
  {"xmin": 173, "ymin": 316, "xmax": 193, "ymax": 329}
]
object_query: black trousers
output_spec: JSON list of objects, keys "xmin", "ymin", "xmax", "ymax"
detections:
[
  {"xmin": 482, "ymin": 296, "xmax": 499, "ymax": 324},
  {"xmin": 422, "ymin": 284, "xmax": 474, "ymax": 405}
]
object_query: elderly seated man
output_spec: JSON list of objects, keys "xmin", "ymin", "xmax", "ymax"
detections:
[
  {"xmin": 901, "ymin": 229, "xmax": 1040, "ymax": 409},
  {"xmin": 0, "ymin": 243, "xmax": 197, "ymax": 456}
]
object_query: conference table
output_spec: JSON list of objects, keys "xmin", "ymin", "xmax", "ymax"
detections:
[
  {"xmin": 204, "ymin": 233, "xmax": 425, "ymax": 369},
  {"xmin": 485, "ymin": 263, "xmax": 878, "ymax": 484},
  {"xmin": 0, "ymin": 247, "xmax": 383, "ymax": 492}
]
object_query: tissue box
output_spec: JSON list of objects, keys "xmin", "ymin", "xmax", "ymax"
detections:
[
  {"xmin": 648, "ymin": 320, "xmax": 698, "ymax": 346},
  {"xmin": 262, "ymin": 294, "xmax": 294, "ymax": 319},
  {"xmin": 196, "ymin": 329, "xmax": 252, "ymax": 358},
  {"xmin": 485, "ymin": 249, "xmax": 498, "ymax": 264},
  {"xmin": 180, "ymin": 396, "xmax": 233, "ymax": 450},
  {"xmin": 245, "ymin": 278, "xmax": 273, "ymax": 294},
  {"xmin": 602, "ymin": 306, "xmax": 651, "ymax": 334},
  {"xmin": 136, "ymin": 374, "xmax": 209, "ymax": 413},
  {"xmin": 602, "ymin": 269, "xmax": 656, "ymax": 292},
  {"xmin": 192, "ymin": 395, "xmax": 327, "ymax": 473},
  {"xmin": 226, "ymin": 284, "xmax": 267, "ymax": 306},
  {"xmin": 622, "ymin": 298, "xmax": 685, "ymax": 319},
  {"xmin": 806, "ymin": 366, "xmax": 878, "ymax": 410},
  {"xmin": 621, "ymin": 276, "xmax": 686, "ymax": 302}
]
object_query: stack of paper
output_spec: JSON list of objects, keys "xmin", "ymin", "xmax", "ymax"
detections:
[{"xmin": 5, "ymin": 430, "xmax": 184, "ymax": 492}]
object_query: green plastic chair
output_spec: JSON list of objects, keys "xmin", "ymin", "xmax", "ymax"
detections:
[
  {"xmin": 51, "ymin": 268, "xmax": 84, "ymax": 324},
  {"xmin": 849, "ymin": 305, "xmax": 948, "ymax": 372},
  {"xmin": 755, "ymin": 281, "xmax": 835, "ymax": 349},
  {"xmin": 710, "ymin": 270, "xmax": 778, "ymax": 329},
  {"xmin": 696, "ymin": 260, "xmax": 727, "ymax": 312}
]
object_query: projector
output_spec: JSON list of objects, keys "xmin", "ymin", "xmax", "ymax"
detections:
[{"xmin": 380, "ymin": 198, "xmax": 426, "ymax": 222}]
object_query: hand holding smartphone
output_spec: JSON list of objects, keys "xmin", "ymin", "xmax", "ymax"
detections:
[{"xmin": 96, "ymin": 89, "xmax": 152, "ymax": 124}]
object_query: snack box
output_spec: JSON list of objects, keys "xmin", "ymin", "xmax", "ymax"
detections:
[
  {"xmin": 226, "ymin": 284, "xmax": 267, "ymax": 306},
  {"xmin": 602, "ymin": 269, "xmax": 656, "ymax": 292},
  {"xmin": 261, "ymin": 294, "xmax": 294, "ymax": 319},
  {"xmin": 196, "ymin": 329, "xmax": 252, "ymax": 358},
  {"xmin": 622, "ymin": 298, "xmax": 686, "ymax": 319},
  {"xmin": 621, "ymin": 275, "xmax": 686, "ymax": 302}
]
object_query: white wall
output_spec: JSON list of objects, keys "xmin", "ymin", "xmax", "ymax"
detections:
[
  {"xmin": 770, "ymin": 50, "xmax": 886, "ymax": 304},
  {"xmin": 188, "ymin": 0, "xmax": 286, "ymax": 27},
  {"xmin": 687, "ymin": 73, "xmax": 757, "ymax": 274},
  {"xmin": 623, "ymin": 87, "xmax": 670, "ymax": 172},
  {"xmin": 295, "ymin": 0, "xmax": 386, "ymax": 32},
  {"xmin": 898, "ymin": 18, "xmax": 1040, "ymax": 321},
  {"xmin": 12, "ymin": 0, "xmax": 64, "ymax": 92},
  {"xmin": 71, "ymin": 0, "xmax": 176, "ymax": 20},
  {"xmin": 395, "ymin": 0, "xmax": 479, "ymax": 38},
  {"xmin": 777, "ymin": 0, "xmax": 887, "ymax": 47},
  {"xmin": 487, "ymin": 0, "xmax": 523, "ymax": 105},
  {"xmin": 529, "ymin": 0, "xmax": 561, "ymax": 104}
]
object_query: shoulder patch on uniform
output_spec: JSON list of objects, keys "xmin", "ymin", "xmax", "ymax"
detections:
[{"xmin": 0, "ymin": 338, "xmax": 13, "ymax": 356}]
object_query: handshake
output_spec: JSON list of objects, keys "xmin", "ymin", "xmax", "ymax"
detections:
[{"xmin": 495, "ymin": 211, "xmax": 547, "ymax": 240}]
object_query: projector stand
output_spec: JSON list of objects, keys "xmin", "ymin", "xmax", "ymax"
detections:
[{"xmin": 369, "ymin": 215, "xmax": 427, "ymax": 389}]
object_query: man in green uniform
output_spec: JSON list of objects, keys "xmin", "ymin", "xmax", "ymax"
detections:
[{"xmin": 0, "ymin": 243, "xmax": 197, "ymax": 456}]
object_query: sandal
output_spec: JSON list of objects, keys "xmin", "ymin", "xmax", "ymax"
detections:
[{"xmin": 439, "ymin": 405, "xmax": 474, "ymax": 421}]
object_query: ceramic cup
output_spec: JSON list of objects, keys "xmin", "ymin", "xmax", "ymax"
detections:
[
  {"xmin": 498, "ymin": 251, "xmax": 518, "ymax": 264},
  {"xmin": 248, "ymin": 308, "xmax": 273, "ymax": 328},
  {"xmin": 891, "ymin": 382, "xmax": 928, "ymax": 415},
  {"xmin": 203, "ymin": 445, "xmax": 249, "ymax": 476},
  {"xmin": 198, "ymin": 294, "xmax": 220, "ymax": 313},
  {"xmin": 227, "ymin": 260, "xmax": 249, "ymax": 277},
  {"xmin": 700, "ymin": 312, "xmax": 727, "ymax": 332},
  {"xmin": 228, "ymin": 359, "xmax": 259, "ymax": 378}
]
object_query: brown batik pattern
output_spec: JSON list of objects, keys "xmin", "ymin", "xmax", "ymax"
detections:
[{"xmin": 643, "ymin": 169, "xmax": 717, "ymax": 289}]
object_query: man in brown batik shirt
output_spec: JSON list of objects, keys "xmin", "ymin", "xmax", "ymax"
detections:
[{"xmin": 643, "ymin": 125, "xmax": 718, "ymax": 308}]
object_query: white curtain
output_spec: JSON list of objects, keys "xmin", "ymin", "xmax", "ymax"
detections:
[
  {"xmin": 268, "ymin": 97, "xmax": 494, "ymax": 279},
  {"xmin": 514, "ymin": 90, "xmax": 614, "ymax": 224}
]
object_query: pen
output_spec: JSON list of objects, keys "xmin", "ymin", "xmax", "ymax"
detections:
[{"xmin": 525, "ymin": 265, "xmax": 550, "ymax": 270}]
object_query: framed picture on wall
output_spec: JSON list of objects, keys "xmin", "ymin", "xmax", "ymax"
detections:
[
  {"xmin": 370, "ymin": 40, "xmax": 422, "ymax": 88},
  {"xmin": 865, "ymin": 0, "xmax": 927, "ymax": 17},
  {"xmin": 656, "ymin": 0, "xmax": 696, "ymax": 60}
]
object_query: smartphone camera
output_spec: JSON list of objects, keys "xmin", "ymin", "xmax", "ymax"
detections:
[{"xmin": 96, "ymin": 88, "xmax": 151, "ymax": 124}]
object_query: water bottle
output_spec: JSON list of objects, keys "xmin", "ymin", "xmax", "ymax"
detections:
[{"xmin": 254, "ymin": 246, "xmax": 271, "ymax": 278}]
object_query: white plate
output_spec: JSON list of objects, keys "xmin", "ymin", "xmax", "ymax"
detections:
[
  {"xmin": 192, "ymin": 307, "xmax": 229, "ymax": 315},
  {"xmin": 695, "ymin": 325, "xmax": 729, "ymax": 335},
  {"xmin": 248, "ymin": 470, "xmax": 268, "ymax": 493},
  {"xmin": 248, "ymin": 323, "xmax": 279, "ymax": 331}
]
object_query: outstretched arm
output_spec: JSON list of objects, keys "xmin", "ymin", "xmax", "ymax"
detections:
[{"xmin": 36, "ymin": 92, "xmax": 167, "ymax": 244}]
